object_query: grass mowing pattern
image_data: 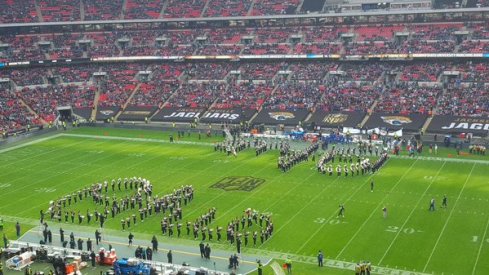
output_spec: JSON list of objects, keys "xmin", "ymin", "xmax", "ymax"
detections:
[{"xmin": 0, "ymin": 127, "xmax": 488, "ymax": 275}]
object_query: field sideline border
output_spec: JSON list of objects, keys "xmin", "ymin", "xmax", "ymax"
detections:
[
  {"xmin": 2, "ymin": 215, "xmax": 432, "ymax": 275},
  {"xmin": 1, "ymin": 133, "xmax": 487, "ymax": 166},
  {"xmin": 377, "ymin": 161, "xmax": 447, "ymax": 265},
  {"xmin": 422, "ymin": 164, "xmax": 476, "ymax": 272},
  {"xmin": 0, "ymin": 132, "xmax": 486, "ymax": 275}
]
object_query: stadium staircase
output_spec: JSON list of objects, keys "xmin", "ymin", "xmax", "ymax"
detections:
[
  {"xmin": 35, "ymin": 1, "xmax": 44, "ymax": 22},
  {"xmin": 80, "ymin": 0, "xmax": 85, "ymax": 21},
  {"xmin": 296, "ymin": 0, "xmax": 306, "ymax": 13},
  {"xmin": 421, "ymin": 115, "xmax": 434, "ymax": 134},
  {"xmin": 200, "ymin": 0, "xmax": 211, "ymax": 17},
  {"xmin": 359, "ymin": 100, "xmax": 379, "ymax": 128},
  {"xmin": 90, "ymin": 88, "xmax": 101, "ymax": 121},
  {"xmin": 121, "ymin": 0, "xmax": 128, "ymax": 19},
  {"xmin": 247, "ymin": 0, "xmax": 257, "ymax": 16},
  {"xmin": 114, "ymin": 82, "xmax": 141, "ymax": 121},
  {"xmin": 19, "ymin": 98, "xmax": 47, "ymax": 125},
  {"xmin": 159, "ymin": 0, "xmax": 170, "ymax": 19}
]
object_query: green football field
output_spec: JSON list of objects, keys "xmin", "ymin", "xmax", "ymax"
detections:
[{"xmin": 0, "ymin": 127, "xmax": 488, "ymax": 275}]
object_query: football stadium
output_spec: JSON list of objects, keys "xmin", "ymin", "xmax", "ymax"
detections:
[{"xmin": 0, "ymin": 1, "xmax": 488, "ymax": 275}]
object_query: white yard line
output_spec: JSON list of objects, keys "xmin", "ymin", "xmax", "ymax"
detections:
[
  {"xmin": 62, "ymin": 133, "xmax": 215, "ymax": 146},
  {"xmin": 295, "ymin": 162, "xmax": 389, "ymax": 254},
  {"xmin": 391, "ymin": 155, "xmax": 489, "ymax": 165},
  {"xmin": 377, "ymin": 161, "xmax": 447, "ymax": 265},
  {"xmin": 257, "ymin": 176, "xmax": 343, "ymax": 247},
  {"xmin": 334, "ymin": 159, "xmax": 419, "ymax": 259},
  {"xmin": 0, "ymin": 133, "xmax": 63, "ymax": 154},
  {"xmin": 422, "ymin": 163, "xmax": 476, "ymax": 272},
  {"xmin": 471, "ymin": 214, "xmax": 489, "ymax": 275}
]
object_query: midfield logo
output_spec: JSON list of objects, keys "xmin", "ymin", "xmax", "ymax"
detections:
[{"xmin": 211, "ymin": 176, "xmax": 265, "ymax": 192}]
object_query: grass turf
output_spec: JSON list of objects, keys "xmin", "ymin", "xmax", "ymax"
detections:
[{"xmin": 0, "ymin": 127, "xmax": 488, "ymax": 275}]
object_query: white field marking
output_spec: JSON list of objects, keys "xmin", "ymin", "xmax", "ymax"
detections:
[
  {"xmin": 16, "ymin": 145, "xmax": 223, "ymax": 216},
  {"xmin": 215, "ymin": 165, "xmax": 324, "ymax": 237},
  {"xmin": 390, "ymin": 155, "xmax": 489, "ymax": 165},
  {"xmin": 0, "ymin": 133, "xmax": 62, "ymax": 154},
  {"xmin": 422, "ymin": 163, "xmax": 476, "ymax": 272},
  {"xmin": 257, "ymin": 176, "xmax": 343, "ymax": 249},
  {"xmin": 334, "ymin": 159, "xmax": 420, "ymax": 259},
  {"xmin": 62, "ymin": 133, "xmax": 215, "ymax": 147},
  {"xmin": 174, "ymin": 156, "xmax": 277, "ymax": 219},
  {"xmin": 0, "ymin": 137, "xmax": 88, "ymax": 171},
  {"xmin": 296, "ymin": 159, "xmax": 396, "ymax": 254},
  {"xmin": 472, "ymin": 214, "xmax": 489, "ymax": 275},
  {"xmin": 297, "ymin": 172, "xmax": 388, "ymax": 252},
  {"xmin": 378, "ymin": 161, "xmax": 447, "ymax": 265},
  {"xmin": 0, "ymin": 138, "xmax": 149, "ymax": 212},
  {"xmin": 0, "ymin": 137, "xmax": 120, "ymax": 199}
]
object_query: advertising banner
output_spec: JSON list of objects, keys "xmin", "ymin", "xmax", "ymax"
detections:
[
  {"xmin": 252, "ymin": 109, "xmax": 310, "ymax": 126},
  {"xmin": 428, "ymin": 115, "xmax": 489, "ymax": 136},
  {"xmin": 364, "ymin": 113, "xmax": 428, "ymax": 131},
  {"xmin": 308, "ymin": 111, "xmax": 365, "ymax": 128}
]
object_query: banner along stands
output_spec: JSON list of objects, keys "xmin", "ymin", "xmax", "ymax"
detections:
[
  {"xmin": 73, "ymin": 107, "xmax": 92, "ymax": 119},
  {"xmin": 364, "ymin": 113, "xmax": 428, "ymax": 131},
  {"xmin": 152, "ymin": 107, "xmax": 205, "ymax": 123},
  {"xmin": 118, "ymin": 106, "xmax": 158, "ymax": 121},
  {"xmin": 252, "ymin": 109, "xmax": 310, "ymax": 126},
  {"xmin": 200, "ymin": 109, "xmax": 257, "ymax": 124},
  {"xmin": 428, "ymin": 115, "xmax": 489, "ymax": 136},
  {"xmin": 307, "ymin": 111, "xmax": 366, "ymax": 128},
  {"xmin": 96, "ymin": 107, "xmax": 120, "ymax": 121}
]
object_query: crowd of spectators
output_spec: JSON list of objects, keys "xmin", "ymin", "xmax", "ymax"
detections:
[
  {"xmin": 1, "ymin": 22, "xmax": 488, "ymax": 63},
  {"xmin": 19, "ymin": 83, "xmax": 95, "ymax": 122},
  {"xmin": 84, "ymin": 0, "xmax": 123, "ymax": 20},
  {"xmin": 399, "ymin": 63, "xmax": 447, "ymax": 82},
  {"xmin": 0, "ymin": 82, "xmax": 38, "ymax": 133},
  {"xmin": 0, "ymin": 59, "xmax": 488, "ymax": 131},
  {"xmin": 437, "ymin": 86, "xmax": 489, "ymax": 116},
  {"xmin": 1, "ymin": 2, "xmax": 489, "ymax": 24},
  {"xmin": 4, "ymin": 68, "xmax": 46, "ymax": 86},
  {"xmin": 250, "ymin": 0, "xmax": 300, "ymax": 16},
  {"xmin": 214, "ymin": 82, "xmax": 273, "ymax": 110},
  {"xmin": 124, "ymin": 0, "xmax": 163, "ymax": 19},
  {"xmin": 204, "ymin": 0, "xmax": 252, "ymax": 17},
  {"xmin": 376, "ymin": 84, "xmax": 442, "ymax": 114},
  {"xmin": 317, "ymin": 83, "xmax": 384, "ymax": 113},
  {"xmin": 458, "ymin": 40, "xmax": 489, "ymax": 53},
  {"xmin": 239, "ymin": 63, "xmax": 284, "ymax": 80},
  {"xmin": 52, "ymin": 65, "xmax": 98, "ymax": 83},
  {"xmin": 129, "ymin": 81, "xmax": 180, "ymax": 107},
  {"xmin": 263, "ymin": 81, "xmax": 322, "ymax": 110},
  {"xmin": 290, "ymin": 63, "xmax": 338, "ymax": 81},
  {"xmin": 165, "ymin": 82, "xmax": 226, "ymax": 108},
  {"xmin": 185, "ymin": 63, "xmax": 235, "ymax": 80},
  {"xmin": 456, "ymin": 62, "xmax": 489, "ymax": 82},
  {"xmin": 164, "ymin": 0, "xmax": 206, "ymax": 18},
  {"xmin": 39, "ymin": 0, "xmax": 81, "ymax": 22},
  {"xmin": 293, "ymin": 43, "xmax": 341, "ymax": 55},
  {"xmin": 0, "ymin": 0, "xmax": 38, "ymax": 23},
  {"xmin": 97, "ymin": 64, "xmax": 145, "ymax": 108}
]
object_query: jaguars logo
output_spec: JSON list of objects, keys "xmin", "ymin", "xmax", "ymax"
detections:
[
  {"xmin": 100, "ymin": 110, "xmax": 114, "ymax": 116},
  {"xmin": 381, "ymin": 116, "xmax": 412, "ymax": 126},
  {"xmin": 211, "ymin": 176, "xmax": 265, "ymax": 192},
  {"xmin": 323, "ymin": 113, "xmax": 348, "ymax": 125},
  {"xmin": 269, "ymin": 112, "xmax": 295, "ymax": 121}
]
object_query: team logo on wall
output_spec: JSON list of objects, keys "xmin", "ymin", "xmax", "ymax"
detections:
[
  {"xmin": 323, "ymin": 113, "xmax": 348, "ymax": 124},
  {"xmin": 100, "ymin": 110, "xmax": 114, "ymax": 116},
  {"xmin": 211, "ymin": 176, "xmax": 265, "ymax": 192},
  {"xmin": 269, "ymin": 112, "xmax": 295, "ymax": 121},
  {"xmin": 381, "ymin": 116, "xmax": 412, "ymax": 126}
]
